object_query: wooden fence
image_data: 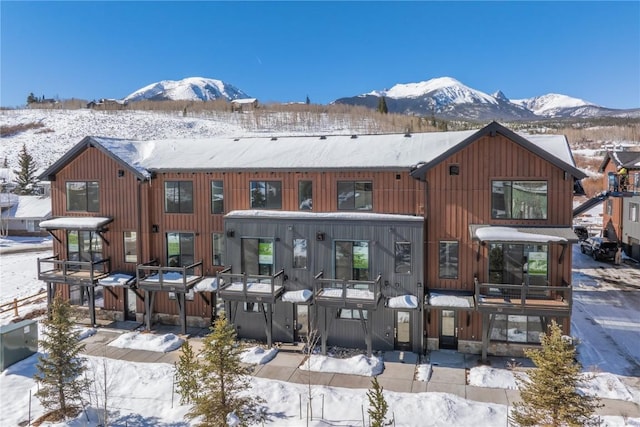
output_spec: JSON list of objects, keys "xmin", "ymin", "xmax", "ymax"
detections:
[{"xmin": 0, "ymin": 291, "xmax": 47, "ymax": 317}]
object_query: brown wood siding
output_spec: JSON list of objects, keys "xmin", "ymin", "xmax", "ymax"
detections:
[{"xmin": 425, "ymin": 134, "xmax": 575, "ymax": 293}]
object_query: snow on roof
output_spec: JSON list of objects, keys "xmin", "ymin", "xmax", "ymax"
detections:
[
  {"xmin": 39, "ymin": 216, "xmax": 112, "ymax": 230},
  {"xmin": 231, "ymin": 98, "xmax": 257, "ymax": 104},
  {"xmin": 521, "ymin": 133, "xmax": 575, "ymax": 166},
  {"xmin": 281, "ymin": 289, "xmax": 313, "ymax": 303},
  {"xmin": 387, "ymin": 294, "xmax": 418, "ymax": 309},
  {"xmin": 0, "ymin": 195, "xmax": 51, "ymax": 219},
  {"xmin": 474, "ymin": 226, "xmax": 569, "ymax": 243},
  {"xmin": 226, "ymin": 209, "xmax": 424, "ymax": 222}
]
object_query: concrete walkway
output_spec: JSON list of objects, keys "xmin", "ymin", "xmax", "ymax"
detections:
[{"xmin": 81, "ymin": 327, "xmax": 640, "ymax": 419}]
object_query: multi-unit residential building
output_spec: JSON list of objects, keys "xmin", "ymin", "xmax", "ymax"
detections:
[
  {"xmin": 599, "ymin": 151, "xmax": 640, "ymax": 259},
  {"xmin": 37, "ymin": 121, "xmax": 585, "ymax": 360}
]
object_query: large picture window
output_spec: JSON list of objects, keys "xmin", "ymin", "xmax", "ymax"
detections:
[
  {"xmin": 335, "ymin": 240, "xmax": 369, "ymax": 280},
  {"xmin": 491, "ymin": 180, "xmax": 547, "ymax": 219},
  {"xmin": 68, "ymin": 230, "xmax": 103, "ymax": 263},
  {"xmin": 491, "ymin": 315, "xmax": 543, "ymax": 344},
  {"xmin": 250, "ymin": 181, "xmax": 282, "ymax": 209},
  {"xmin": 166, "ymin": 232, "xmax": 195, "ymax": 267},
  {"xmin": 337, "ymin": 181, "xmax": 372, "ymax": 210},
  {"xmin": 298, "ymin": 180, "xmax": 313, "ymax": 210},
  {"xmin": 165, "ymin": 181, "xmax": 193, "ymax": 213},
  {"xmin": 211, "ymin": 180, "xmax": 224, "ymax": 214},
  {"xmin": 66, "ymin": 181, "xmax": 99, "ymax": 212},
  {"xmin": 439, "ymin": 241, "xmax": 458, "ymax": 279},
  {"xmin": 488, "ymin": 243, "xmax": 548, "ymax": 287}
]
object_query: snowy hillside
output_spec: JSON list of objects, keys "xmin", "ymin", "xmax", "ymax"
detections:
[
  {"xmin": 512, "ymin": 93, "xmax": 596, "ymax": 116},
  {"xmin": 124, "ymin": 77, "xmax": 251, "ymax": 102}
]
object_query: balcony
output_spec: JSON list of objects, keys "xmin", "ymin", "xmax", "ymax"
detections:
[
  {"xmin": 217, "ymin": 268, "xmax": 286, "ymax": 303},
  {"xmin": 313, "ymin": 272, "xmax": 382, "ymax": 309},
  {"xmin": 474, "ymin": 278, "xmax": 571, "ymax": 316},
  {"xmin": 37, "ymin": 254, "xmax": 111, "ymax": 285},
  {"xmin": 136, "ymin": 260, "xmax": 204, "ymax": 293}
]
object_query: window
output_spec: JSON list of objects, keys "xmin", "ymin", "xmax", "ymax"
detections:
[
  {"xmin": 439, "ymin": 241, "xmax": 458, "ymax": 279},
  {"xmin": 293, "ymin": 238, "xmax": 308, "ymax": 269},
  {"xmin": 606, "ymin": 199, "xmax": 613, "ymax": 216},
  {"xmin": 165, "ymin": 181, "xmax": 193, "ymax": 213},
  {"xmin": 166, "ymin": 233, "xmax": 195, "ymax": 267},
  {"xmin": 490, "ymin": 315, "xmax": 543, "ymax": 344},
  {"xmin": 337, "ymin": 309, "xmax": 368, "ymax": 320},
  {"xmin": 488, "ymin": 243, "xmax": 548, "ymax": 287},
  {"xmin": 449, "ymin": 165, "xmax": 460, "ymax": 176},
  {"xmin": 630, "ymin": 203, "xmax": 639, "ymax": 222},
  {"xmin": 67, "ymin": 230, "xmax": 103, "ymax": 263},
  {"xmin": 212, "ymin": 233, "xmax": 225, "ymax": 266},
  {"xmin": 66, "ymin": 181, "xmax": 99, "ymax": 212},
  {"xmin": 242, "ymin": 238, "xmax": 274, "ymax": 276},
  {"xmin": 335, "ymin": 240, "xmax": 369, "ymax": 280},
  {"xmin": 395, "ymin": 242, "xmax": 411, "ymax": 274},
  {"xmin": 250, "ymin": 181, "xmax": 282, "ymax": 209},
  {"xmin": 211, "ymin": 180, "xmax": 224, "ymax": 214},
  {"xmin": 337, "ymin": 181, "xmax": 372, "ymax": 210},
  {"xmin": 298, "ymin": 180, "xmax": 313, "ymax": 210},
  {"xmin": 491, "ymin": 181, "xmax": 547, "ymax": 219},
  {"xmin": 124, "ymin": 231, "xmax": 137, "ymax": 263}
]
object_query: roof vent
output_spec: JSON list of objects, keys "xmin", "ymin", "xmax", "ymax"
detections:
[
  {"xmin": 319, "ymin": 135, "xmax": 327, "ymax": 140},
  {"xmin": 271, "ymin": 137, "xmax": 278, "ymax": 141},
  {"xmin": 350, "ymin": 135, "xmax": 358, "ymax": 139}
]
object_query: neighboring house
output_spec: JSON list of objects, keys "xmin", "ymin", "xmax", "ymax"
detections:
[
  {"xmin": 87, "ymin": 99, "xmax": 128, "ymax": 109},
  {"xmin": 599, "ymin": 151, "xmax": 640, "ymax": 259},
  {"xmin": 230, "ymin": 98, "xmax": 258, "ymax": 111},
  {"xmin": 0, "ymin": 194, "xmax": 52, "ymax": 236},
  {"xmin": 36, "ymin": 122, "xmax": 585, "ymax": 359}
]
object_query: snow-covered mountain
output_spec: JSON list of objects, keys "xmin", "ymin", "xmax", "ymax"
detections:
[
  {"xmin": 334, "ymin": 77, "xmax": 639, "ymax": 120},
  {"xmin": 124, "ymin": 77, "xmax": 251, "ymax": 102}
]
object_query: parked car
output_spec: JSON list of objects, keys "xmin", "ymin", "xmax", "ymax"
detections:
[{"xmin": 580, "ymin": 237, "xmax": 618, "ymax": 261}]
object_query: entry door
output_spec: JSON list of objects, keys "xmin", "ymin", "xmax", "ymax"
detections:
[
  {"xmin": 439, "ymin": 310, "xmax": 458, "ymax": 349},
  {"xmin": 125, "ymin": 289, "xmax": 137, "ymax": 321},
  {"xmin": 395, "ymin": 310, "xmax": 412, "ymax": 351},
  {"xmin": 295, "ymin": 304, "xmax": 309, "ymax": 343}
]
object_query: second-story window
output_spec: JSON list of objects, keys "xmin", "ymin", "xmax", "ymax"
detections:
[
  {"xmin": 491, "ymin": 180, "xmax": 547, "ymax": 219},
  {"xmin": 165, "ymin": 181, "xmax": 193, "ymax": 213},
  {"xmin": 337, "ymin": 181, "xmax": 372, "ymax": 210},
  {"xmin": 250, "ymin": 181, "xmax": 282, "ymax": 209},
  {"xmin": 66, "ymin": 181, "xmax": 99, "ymax": 212},
  {"xmin": 298, "ymin": 180, "xmax": 313, "ymax": 210},
  {"xmin": 211, "ymin": 180, "xmax": 224, "ymax": 214}
]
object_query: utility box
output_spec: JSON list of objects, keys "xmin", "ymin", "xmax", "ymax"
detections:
[{"xmin": 0, "ymin": 319, "xmax": 39, "ymax": 371}]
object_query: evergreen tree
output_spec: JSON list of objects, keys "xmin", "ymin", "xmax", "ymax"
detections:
[
  {"xmin": 377, "ymin": 96, "xmax": 388, "ymax": 114},
  {"xmin": 510, "ymin": 321, "xmax": 601, "ymax": 427},
  {"xmin": 27, "ymin": 92, "xmax": 38, "ymax": 104},
  {"xmin": 306, "ymin": 95, "xmax": 311, "ymax": 105},
  {"xmin": 367, "ymin": 376, "xmax": 391, "ymax": 427},
  {"xmin": 13, "ymin": 143, "xmax": 39, "ymax": 195},
  {"xmin": 186, "ymin": 316, "xmax": 263, "ymax": 427},
  {"xmin": 175, "ymin": 340, "xmax": 200, "ymax": 404},
  {"xmin": 34, "ymin": 296, "xmax": 89, "ymax": 421}
]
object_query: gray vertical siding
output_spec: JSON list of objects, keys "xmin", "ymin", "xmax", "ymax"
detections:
[{"xmin": 223, "ymin": 212, "xmax": 425, "ymax": 353}]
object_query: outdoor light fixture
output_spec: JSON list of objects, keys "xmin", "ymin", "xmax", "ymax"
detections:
[
  {"xmin": 316, "ymin": 232, "xmax": 325, "ymax": 241},
  {"xmin": 226, "ymin": 230, "xmax": 235, "ymax": 238}
]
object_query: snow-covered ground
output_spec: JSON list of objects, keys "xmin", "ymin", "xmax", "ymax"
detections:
[{"xmin": 1, "ymin": 232, "xmax": 639, "ymax": 426}]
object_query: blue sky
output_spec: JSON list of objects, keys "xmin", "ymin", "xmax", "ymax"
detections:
[{"xmin": 1, "ymin": 1, "xmax": 639, "ymax": 109}]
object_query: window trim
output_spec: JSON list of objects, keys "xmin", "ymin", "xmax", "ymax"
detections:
[
  {"xmin": 211, "ymin": 180, "xmax": 224, "ymax": 214},
  {"xmin": 66, "ymin": 180, "xmax": 99, "ymax": 212},
  {"xmin": 394, "ymin": 241, "xmax": 411, "ymax": 274},
  {"xmin": 337, "ymin": 180, "xmax": 373, "ymax": 211},
  {"xmin": 249, "ymin": 180, "xmax": 283, "ymax": 210},
  {"xmin": 298, "ymin": 180, "xmax": 313, "ymax": 211},
  {"xmin": 438, "ymin": 240, "xmax": 459, "ymax": 279},
  {"xmin": 491, "ymin": 180, "xmax": 548, "ymax": 220},
  {"xmin": 629, "ymin": 202, "xmax": 639, "ymax": 222},
  {"xmin": 293, "ymin": 238, "xmax": 308, "ymax": 269},
  {"xmin": 124, "ymin": 231, "xmax": 137, "ymax": 264}
]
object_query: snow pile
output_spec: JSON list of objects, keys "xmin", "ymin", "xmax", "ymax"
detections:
[
  {"xmin": 108, "ymin": 332, "xmax": 184, "ymax": 353},
  {"xmin": 240, "ymin": 346, "xmax": 278, "ymax": 365},
  {"xmin": 416, "ymin": 364, "xmax": 432, "ymax": 382},
  {"xmin": 299, "ymin": 354, "xmax": 384, "ymax": 376},
  {"xmin": 468, "ymin": 365, "xmax": 520, "ymax": 390},
  {"xmin": 76, "ymin": 327, "xmax": 97, "ymax": 341}
]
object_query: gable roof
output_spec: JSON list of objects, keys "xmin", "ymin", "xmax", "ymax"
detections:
[
  {"xmin": 410, "ymin": 121, "xmax": 586, "ymax": 180},
  {"xmin": 39, "ymin": 122, "xmax": 586, "ymax": 179},
  {"xmin": 0, "ymin": 195, "xmax": 51, "ymax": 220},
  {"xmin": 599, "ymin": 151, "xmax": 640, "ymax": 172}
]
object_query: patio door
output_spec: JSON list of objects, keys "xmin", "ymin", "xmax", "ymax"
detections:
[
  {"xmin": 125, "ymin": 289, "xmax": 138, "ymax": 321},
  {"xmin": 395, "ymin": 310, "xmax": 412, "ymax": 351},
  {"xmin": 295, "ymin": 304, "xmax": 309, "ymax": 343},
  {"xmin": 439, "ymin": 310, "xmax": 458, "ymax": 349}
]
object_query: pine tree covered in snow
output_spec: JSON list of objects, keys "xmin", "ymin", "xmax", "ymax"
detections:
[
  {"xmin": 34, "ymin": 297, "xmax": 89, "ymax": 421},
  {"xmin": 186, "ymin": 316, "xmax": 263, "ymax": 426},
  {"xmin": 510, "ymin": 320, "xmax": 602, "ymax": 427},
  {"xmin": 13, "ymin": 143, "xmax": 39, "ymax": 195}
]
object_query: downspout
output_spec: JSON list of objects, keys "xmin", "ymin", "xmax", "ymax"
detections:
[{"xmin": 137, "ymin": 178, "xmax": 143, "ymax": 264}]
